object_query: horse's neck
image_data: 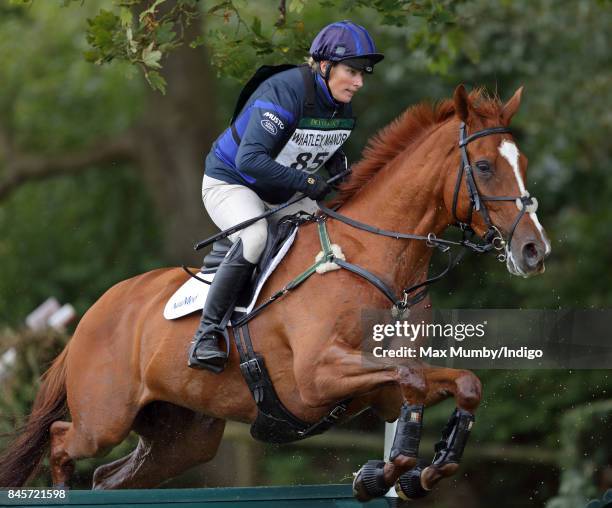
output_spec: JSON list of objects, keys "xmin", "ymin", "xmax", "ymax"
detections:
[{"xmin": 338, "ymin": 121, "xmax": 456, "ymax": 291}]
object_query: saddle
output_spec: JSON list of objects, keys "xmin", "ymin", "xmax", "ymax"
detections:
[
  {"xmin": 164, "ymin": 213, "xmax": 351, "ymax": 443},
  {"xmin": 202, "ymin": 215, "xmax": 300, "ymax": 308},
  {"xmin": 163, "ymin": 216, "xmax": 301, "ymax": 320},
  {"xmin": 202, "ymin": 214, "xmax": 351, "ymax": 444}
]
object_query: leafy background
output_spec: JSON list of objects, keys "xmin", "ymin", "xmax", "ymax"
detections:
[{"xmin": 0, "ymin": 1, "xmax": 610, "ymax": 507}]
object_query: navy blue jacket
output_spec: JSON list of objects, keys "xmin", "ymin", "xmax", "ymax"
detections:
[{"xmin": 205, "ymin": 66, "xmax": 353, "ymax": 204}]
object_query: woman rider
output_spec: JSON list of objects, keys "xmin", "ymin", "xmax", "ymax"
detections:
[{"xmin": 188, "ymin": 20, "xmax": 384, "ymax": 372}]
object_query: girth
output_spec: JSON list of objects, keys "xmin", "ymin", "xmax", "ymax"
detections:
[
  {"xmin": 229, "ymin": 217, "xmax": 441, "ymax": 444},
  {"xmin": 233, "ymin": 316, "xmax": 349, "ymax": 444}
]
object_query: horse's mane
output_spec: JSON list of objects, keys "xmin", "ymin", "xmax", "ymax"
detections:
[{"xmin": 332, "ymin": 89, "xmax": 503, "ymax": 206}]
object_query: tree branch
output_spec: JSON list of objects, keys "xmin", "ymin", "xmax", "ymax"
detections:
[
  {"xmin": 0, "ymin": 132, "xmax": 137, "ymax": 201},
  {"xmin": 276, "ymin": 0, "xmax": 286, "ymax": 27}
]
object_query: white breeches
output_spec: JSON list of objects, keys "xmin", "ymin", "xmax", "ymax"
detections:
[{"xmin": 202, "ymin": 176, "xmax": 319, "ymax": 264}]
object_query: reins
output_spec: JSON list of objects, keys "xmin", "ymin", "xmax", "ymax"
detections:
[
  {"xmin": 311, "ymin": 121, "xmax": 538, "ymax": 313},
  {"xmin": 193, "ymin": 120, "xmax": 541, "ymax": 323},
  {"xmin": 193, "ymin": 169, "xmax": 352, "ymax": 251},
  {"xmin": 315, "ymin": 202, "xmax": 470, "ymax": 315}
]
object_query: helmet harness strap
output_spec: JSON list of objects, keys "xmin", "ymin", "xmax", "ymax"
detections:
[{"xmin": 319, "ymin": 61, "xmax": 338, "ymax": 107}]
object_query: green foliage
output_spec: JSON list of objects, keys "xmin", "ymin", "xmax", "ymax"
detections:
[
  {"xmin": 203, "ymin": 17, "xmax": 311, "ymax": 81},
  {"xmin": 0, "ymin": 0, "xmax": 611, "ymax": 502},
  {"xmin": 545, "ymin": 400, "xmax": 612, "ymax": 508},
  {"xmin": 472, "ymin": 370, "xmax": 610, "ymax": 445},
  {"xmin": 73, "ymin": 0, "xmax": 471, "ymax": 84},
  {"xmin": 0, "ymin": 1, "xmax": 162, "ymax": 327},
  {"xmin": 81, "ymin": 0, "xmax": 199, "ymax": 92},
  {"xmin": 0, "ymin": 330, "xmax": 69, "ymax": 436},
  {"xmin": 0, "ymin": 166, "xmax": 163, "ymax": 325},
  {"xmin": 0, "ymin": 1, "xmax": 143, "ymax": 149},
  {"xmin": 84, "ymin": 9, "xmax": 122, "ymax": 64},
  {"xmin": 0, "ymin": 330, "xmax": 70, "ymax": 487},
  {"xmin": 262, "ymin": 445, "xmax": 373, "ymax": 484}
]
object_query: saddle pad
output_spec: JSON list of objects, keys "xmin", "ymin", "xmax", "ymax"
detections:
[{"xmin": 164, "ymin": 227, "xmax": 298, "ymax": 320}]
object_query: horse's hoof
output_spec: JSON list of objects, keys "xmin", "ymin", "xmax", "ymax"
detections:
[
  {"xmin": 420, "ymin": 462, "xmax": 459, "ymax": 490},
  {"xmin": 352, "ymin": 460, "xmax": 388, "ymax": 501},
  {"xmin": 395, "ymin": 467, "xmax": 430, "ymax": 501}
]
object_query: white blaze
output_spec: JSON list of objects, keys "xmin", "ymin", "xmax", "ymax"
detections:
[{"xmin": 498, "ymin": 140, "xmax": 551, "ymax": 256}]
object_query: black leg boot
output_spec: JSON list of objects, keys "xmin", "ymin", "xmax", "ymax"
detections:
[{"xmin": 188, "ymin": 239, "xmax": 255, "ymax": 372}]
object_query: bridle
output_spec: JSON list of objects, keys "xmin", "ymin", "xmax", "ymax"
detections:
[
  {"xmin": 317, "ymin": 120, "xmax": 541, "ymax": 312},
  {"xmin": 452, "ymin": 121, "xmax": 539, "ymax": 262},
  {"xmin": 192, "ymin": 120, "xmax": 543, "ymax": 319}
]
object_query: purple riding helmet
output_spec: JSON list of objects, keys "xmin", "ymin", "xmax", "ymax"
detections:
[{"xmin": 309, "ymin": 20, "xmax": 384, "ymax": 75}]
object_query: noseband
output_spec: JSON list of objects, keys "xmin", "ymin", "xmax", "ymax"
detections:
[
  {"xmin": 452, "ymin": 122, "xmax": 539, "ymax": 262},
  {"xmin": 315, "ymin": 120, "xmax": 542, "ymax": 313}
]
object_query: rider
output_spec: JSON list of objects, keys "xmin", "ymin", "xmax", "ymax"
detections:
[{"xmin": 188, "ymin": 20, "xmax": 384, "ymax": 372}]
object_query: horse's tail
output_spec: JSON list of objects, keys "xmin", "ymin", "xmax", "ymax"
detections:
[{"xmin": 0, "ymin": 343, "xmax": 70, "ymax": 487}]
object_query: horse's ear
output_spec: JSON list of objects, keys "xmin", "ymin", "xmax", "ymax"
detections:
[
  {"xmin": 501, "ymin": 86, "xmax": 523, "ymax": 126},
  {"xmin": 453, "ymin": 84, "xmax": 470, "ymax": 122}
]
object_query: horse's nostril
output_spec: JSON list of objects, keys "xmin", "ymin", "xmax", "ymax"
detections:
[{"xmin": 522, "ymin": 242, "xmax": 542, "ymax": 268}]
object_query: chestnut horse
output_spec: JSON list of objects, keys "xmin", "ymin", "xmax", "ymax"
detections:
[{"xmin": 0, "ymin": 85, "xmax": 550, "ymax": 499}]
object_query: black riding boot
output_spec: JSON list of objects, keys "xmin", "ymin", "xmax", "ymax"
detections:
[{"xmin": 188, "ymin": 239, "xmax": 255, "ymax": 372}]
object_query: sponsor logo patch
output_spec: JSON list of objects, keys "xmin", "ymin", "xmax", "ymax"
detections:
[
  {"xmin": 261, "ymin": 119, "xmax": 278, "ymax": 135},
  {"xmin": 173, "ymin": 294, "xmax": 198, "ymax": 310},
  {"xmin": 263, "ymin": 111, "xmax": 285, "ymax": 130}
]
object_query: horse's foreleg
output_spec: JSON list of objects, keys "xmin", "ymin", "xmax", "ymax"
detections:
[
  {"xmin": 352, "ymin": 371, "xmax": 430, "ymax": 501},
  {"xmin": 394, "ymin": 366, "xmax": 482, "ymax": 500},
  {"xmin": 293, "ymin": 343, "xmax": 426, "ymax": 407},
  {"xmin": 423, "ymin": 366, "xmax": 482, "ymax": 410},
  {"xmin": 352, "ymin": 397, "xmax": 427, "ymax": 501},
  {"xmin": 294, "ymin": 343, "xmax": 429, "ymax": 501}
]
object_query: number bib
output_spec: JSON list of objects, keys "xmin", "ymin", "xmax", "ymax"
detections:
[{"xmin": 274, "ymin": 117, "xmax": 355, "ymax": 173}]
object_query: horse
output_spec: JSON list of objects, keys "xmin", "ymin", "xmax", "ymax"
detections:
[{"xmin": 0, "ymin": 85, "xmax": 550, "ymax": 500}]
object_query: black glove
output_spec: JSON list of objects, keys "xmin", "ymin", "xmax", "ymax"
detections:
[{"xmin": 303, "ymin": 174, "xmax": 331, "ymax": 201}]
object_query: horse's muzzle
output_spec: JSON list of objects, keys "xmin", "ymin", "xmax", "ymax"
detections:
[{"xmin": 507, "ymin": 237, "xmax": 549, "ymax": 277}]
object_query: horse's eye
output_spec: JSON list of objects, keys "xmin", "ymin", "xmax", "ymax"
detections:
[{"xmin": 475, "ymin": 160, "xmax": 492, "ymax": 172}]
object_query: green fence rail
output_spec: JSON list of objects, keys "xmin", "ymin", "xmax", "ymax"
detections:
[{"xmin": 0, "ymin": 485, "xmax": 395, "ymax": 508}]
